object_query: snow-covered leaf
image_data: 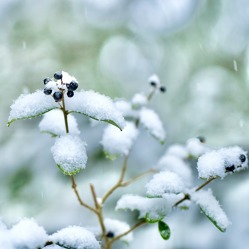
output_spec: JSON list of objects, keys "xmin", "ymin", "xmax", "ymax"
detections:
[
  {"xmin": 39, "ymin": 109, "xmax": 80, "ymax": 136},
  {"xmin": 116, "ymin": 194, "xmax": 172, "ymax": 221},
  {"xmin": 104, "ymin": 218, "xmax": 133, "ymax": 244},
  {"xmin": 158, "ymin": 221, "xmax": 171, "ymax": 240},
  {"xmin": 139, "ymin": 107, "xmax": 166, "ymax": 143},
  {"xmin": 101, "ymin": 122, "xmax": 139, "ymax": 159},
  {"xmin": 8, "ymin": 90, "xmax": 58, "ymax": 126},
  {"xmin": 197, "ymin": 146, "xmax": 248, "ymax": 179},
  {"xmin": 146, "ymin": 171, "xmax": 186, "ymax": 197},
  {"xmin": 51, "ymin": 135, "xmax": 87, "ymax": 175},
  {"xmin": 49, "ymin": 226, "xmax": 100, "ymax": 249},
  {"xmin": 192, "ymin": 189, "xmax": 231, "ymax": 232},
  {"xmin": 9, "ymin": 218, "xmax": 47, "ymax": 249},
  {"xmin": 131, "ymin": 93, "xmax": 148, "ymax": 108},
  {"xmin": 65, "ymin": 91, "xmax": 125, "ymax": 130},
  {"xmin": 186, "ymin": 137, "xmax": 210, "ymax": 158}
]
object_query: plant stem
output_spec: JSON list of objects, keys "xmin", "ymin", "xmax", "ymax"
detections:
[
  {"xmin": 61, "ymin": 93, "xmax": 69, "ymax": 134},
  {"xmin": 90, "ymin": 184, "xmax": 108, "ymax": 246},
  {"xmin": 101, "ymin": 155, "xmax": 129, "ymax": 204},
  {"xmin": 71, "ymin": 176, "xmax": 97, "ymax": 214},
  {"xmin": 106, "ymin": 220, "xmax": 146, "ymax": 248},
  {"xmin": 174, "ymin": 177, "xmax": 217, "ymax": 207}
]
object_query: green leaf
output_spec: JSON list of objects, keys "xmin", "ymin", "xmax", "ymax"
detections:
[
  {"xmin": 103, "ymin": 151, "xmax": 118, "ymax": 161},
  {"xmin": 57, "ymin": 164, "xmax": 81, "ymax": 176},
  {"xmin": 158, "ymin": 221, "xmax": 171, "ymax": 240},
  {"xmin": 145, "ymin": 213, "xmax": 164, "ymax": 223},
  {"xmin": 8, "ymin": 90, "xmax": 58, "ymax": 126},
  {"xmin": 200, "ymin": 208, "xmax": 226, "ymax": 232}
]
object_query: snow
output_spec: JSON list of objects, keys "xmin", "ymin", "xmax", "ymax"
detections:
[
  {"xmin": 131, "ymin": 93, "xmax": 148, "ymax": 108},
  {"xmin": 139, "ymin": 107, "xmax": 166, "ymax": 143},
  {"xmin": 166, "ymin": 144, "xmax": 189, "ymax": 159},
  {"xmin": 148, "ymin": 74, "xmax": 160, "ymax": 86},
  {"xmin": 104, "ymin": 218, "xmax": 133, "ymax": 243},
  {"xmin": 114, "ymin": 100, "xmax": 139, "ymax": 119},
  {"xmin": 101, "ymin": 121, "xmax": 139, "ymax": 158},
  {"xmin": 61, "ymin": 71, "xmax": 77, "ymax": 84},
  {"xmin": 116, "ymin": 194, "xmax": 173, "ymax": 221},
  {"xmin": 192, "ymin": 189, "xmax": 231, "ymax": 231},
  {"xmin": 186, "ymin": 137, "xmax": 210, "ymax": 158},
  {"xmin": 51, "ymin": 134, "xmax": 87, "ymax": 175},
  {"xmin": 65, "ymin": 90, "xmax": 126, "ymax": 130},
  {"xmin": 157, "ymin": 155, "xmax": 192, "ymax": 185},
  {"xmin": 8, "ymin": 90, "xmax": 58, "ymax": 125},
  {"xmin": 39, "ymin": 109, "xmax": 80, "ymax": 136},
  {"xmin": 146, "ymin": 171, "xmax": 186, "ymax": 197},
  {"xmin": 9, "ymin": 218, "xmax": 48, "ymax": 249},
  {"xmin": 49, "ymin": 226, "xmax": 100, "ymax": 249},
  {"xmin": 197, "ymin": 146, "xmax": 248, "ymax": 179}
]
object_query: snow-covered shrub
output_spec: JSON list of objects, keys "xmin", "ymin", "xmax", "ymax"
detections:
[{"xmin": 6, "ymin": 71, "xmax": 248, "ymax": 248}]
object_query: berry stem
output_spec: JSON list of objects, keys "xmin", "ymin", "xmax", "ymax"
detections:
[{"xmin": 61, "ymin": 93, "xmax": 69, "ymax": 134}]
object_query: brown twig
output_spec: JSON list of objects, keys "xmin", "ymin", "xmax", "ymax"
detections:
[
  {"xmin": 71, "ymin": 176, "xmax": 97, "ymax": 214},
  {"xmin": 174, "ymin": 176, "xmax": 218, "ymax": 207}
]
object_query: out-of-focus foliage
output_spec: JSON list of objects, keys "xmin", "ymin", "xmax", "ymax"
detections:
[{"xmin": 1, "ymin": 0, "xmax": 249, "ymax": 248}]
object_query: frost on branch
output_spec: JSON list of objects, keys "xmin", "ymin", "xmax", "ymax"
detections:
[
  {"xmin": 8, "ymin": 90, "xmax": 58, "ymax": 126},
  {"xmin": 139, "ymin": 107, "xmax": 166, "ymax": 143},
  {"xmin": 116, "ymin": 194, "xmax": 173, "ymax": 222},
  {"xmin": 39, "ymin": 109, "xmax": 80, "ymax": 136},
  {"xmin": 9, "ymin": 218, "xmax": 47, "ymax": 249},
  {"xmin": 104, "ymin": 218, "xmax": 133, "ymax": 244},
  {"xmin": 49, "ymin": 226, "xmax": 100, "ymax": 249},
  {"xmin": 65, "ymin": 90, "xmax": 126, "ymax": 130},
  {"xmin": 146, "ymin": 171, "xmax": 186, "ymax": 197},
  {"xmin": 101, "ymin": 121, "xmax": 139, "ymax": 159},
  {"xmin": 191, "ymin": 189, "xmax": 231, "ymax": 232},
  {"xmin": 197, "ymin": 146, "xmax": 248, "ymax": 179},
  {"xmin": 51, "ymin": 134, "xmax": 87, "ymax": 175}
]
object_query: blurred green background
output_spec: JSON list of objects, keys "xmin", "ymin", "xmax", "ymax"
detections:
[{"xmin": 1, "ymin": 0, "xmax": 249, "ymax": 248}]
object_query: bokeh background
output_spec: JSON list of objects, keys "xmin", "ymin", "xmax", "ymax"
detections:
[{"xmin": 1, "ymin": 0, "xmax": 249, "ymax": 248}]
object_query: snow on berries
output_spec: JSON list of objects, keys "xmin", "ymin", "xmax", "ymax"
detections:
[
  {"xmin": 197, "ymin": 146, "xmax": 248, "ymax": 179},
  {"xmin": 43, "ymin": 71, "xmax": 78, "ymax": 102},
  {"xmin": 148, "ymin": 74, "xmax": 166, "ymax": 93}
]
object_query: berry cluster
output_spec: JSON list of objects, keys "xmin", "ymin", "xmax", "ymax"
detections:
[
  {"xmin": 43, "ymin": 71, "xmax": 78, "ymax": 102},
  {"xmin": 148, "ymin": 74, "xmax": 166, "ymax": 93}
]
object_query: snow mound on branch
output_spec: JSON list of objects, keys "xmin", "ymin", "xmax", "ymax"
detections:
[{"xmin": 49, "ymin": 226, "xmax": 100, "ymax": 249}]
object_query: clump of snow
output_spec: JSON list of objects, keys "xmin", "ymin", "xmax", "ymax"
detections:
[
  {"xmin": 166, "ymin": 144, "xmax": 189, "ymax": 159},
  {"xmin": 186, "ymin": 137, "xmax": 210, "ymax": 158},
  {"xmin": 104, "ymin": 218, "xmax": 133, "ymax": 243},
  {"xmin": 148, "ymin": 74, "xmax": 160, "ymax": 86},
  {"xmin": 101, "ymin": 122, "xmax": 139, "ymax": 158},
  {"xmin": 49, "ymin": 226, "xmax": 100, "ymax": 249},
  {"xmin": 65, "ymin": 90, "xmax": 125, "ymax": 130},
  {"xmin": 146, "ymin": 171, "xmax": 186, "ymax": 197},
  {"xmin": 39, "ymin": 109, "xmax": 80, "ymax": 136},
  {"xmin": 8, "ymin": 90, "xmax": 58, "ymax": 125},
  {"xmin": 139, "ymin": 107, "xmax": 166, "ymax": 143},
  {"xmin": 131, "ymin": 93, "xmax": 148, "ymax": 108},
  {"xmin": 9, "ymin": 218, "xmax": 47, "ymax": 249},
  {"xmin": 0, "ymin": 228, "xmax": 13, "ymax": 249},
  {"xmin": 61, "ymin": 71, "xmax": 77, "ymax": 84},
  {"xmin": 192, "ymin": 189, "xmax": 231, "ymax": 232},
  {"xmin": 114, "ymin": 100, "xmax": 139, "ymax": 119},
  {"xmin": 157, "ymin": 155, "xmax": 192, "ymax": 185},
  {"xmin": 116, "ymin": 194, "xmax": 173, "ymax": 221},
  {"xmin": 197, "ymin": 146, "xmax": 248, "ymax": 179},
  {"xmin": 51, "ymin": 134, "xmax": 87, "ymax": 175}
]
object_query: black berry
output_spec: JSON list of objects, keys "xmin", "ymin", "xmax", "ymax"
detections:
[
  {"xmin": 197, "ymin": 136, "xmax": 206, "ymax": 143},
  {"xmin": 239, "ymin": 154, "xmax": 246, "ymax": 163},
  {"xmin": 44, "ymin": 88, "xmax": 52, "ymax": 95},
  {"xmin": 53, "ymin": 91, "xmax": 63, "ymax": 102},
  {"xmin": 54, "ymin": 71, "xmax": 63, "ymax": 80},
  {"xmin": 106, "ymin": 231, "xmax": 114, "ymax": 238},
  {"xmin": 67, "ymin": 80, "xmax": 78, "ymax": 91},
  {"xmin": 150, "ymin": 81, "xmax": 157, "ymax": 87},
  {"xmin": 67, "ymin": 91, "xmax": 74, "ymax": 98},
  {"xmin": 225, "ymin": 165, "xmax": 235, "ymax": 173},
  {"xmin": 43, "ymin": 77, "xmax": 52, "ymax": 85},
  {"xmin": 159, "ymin": 86, "xmax": 166, "ymax": 92}
]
